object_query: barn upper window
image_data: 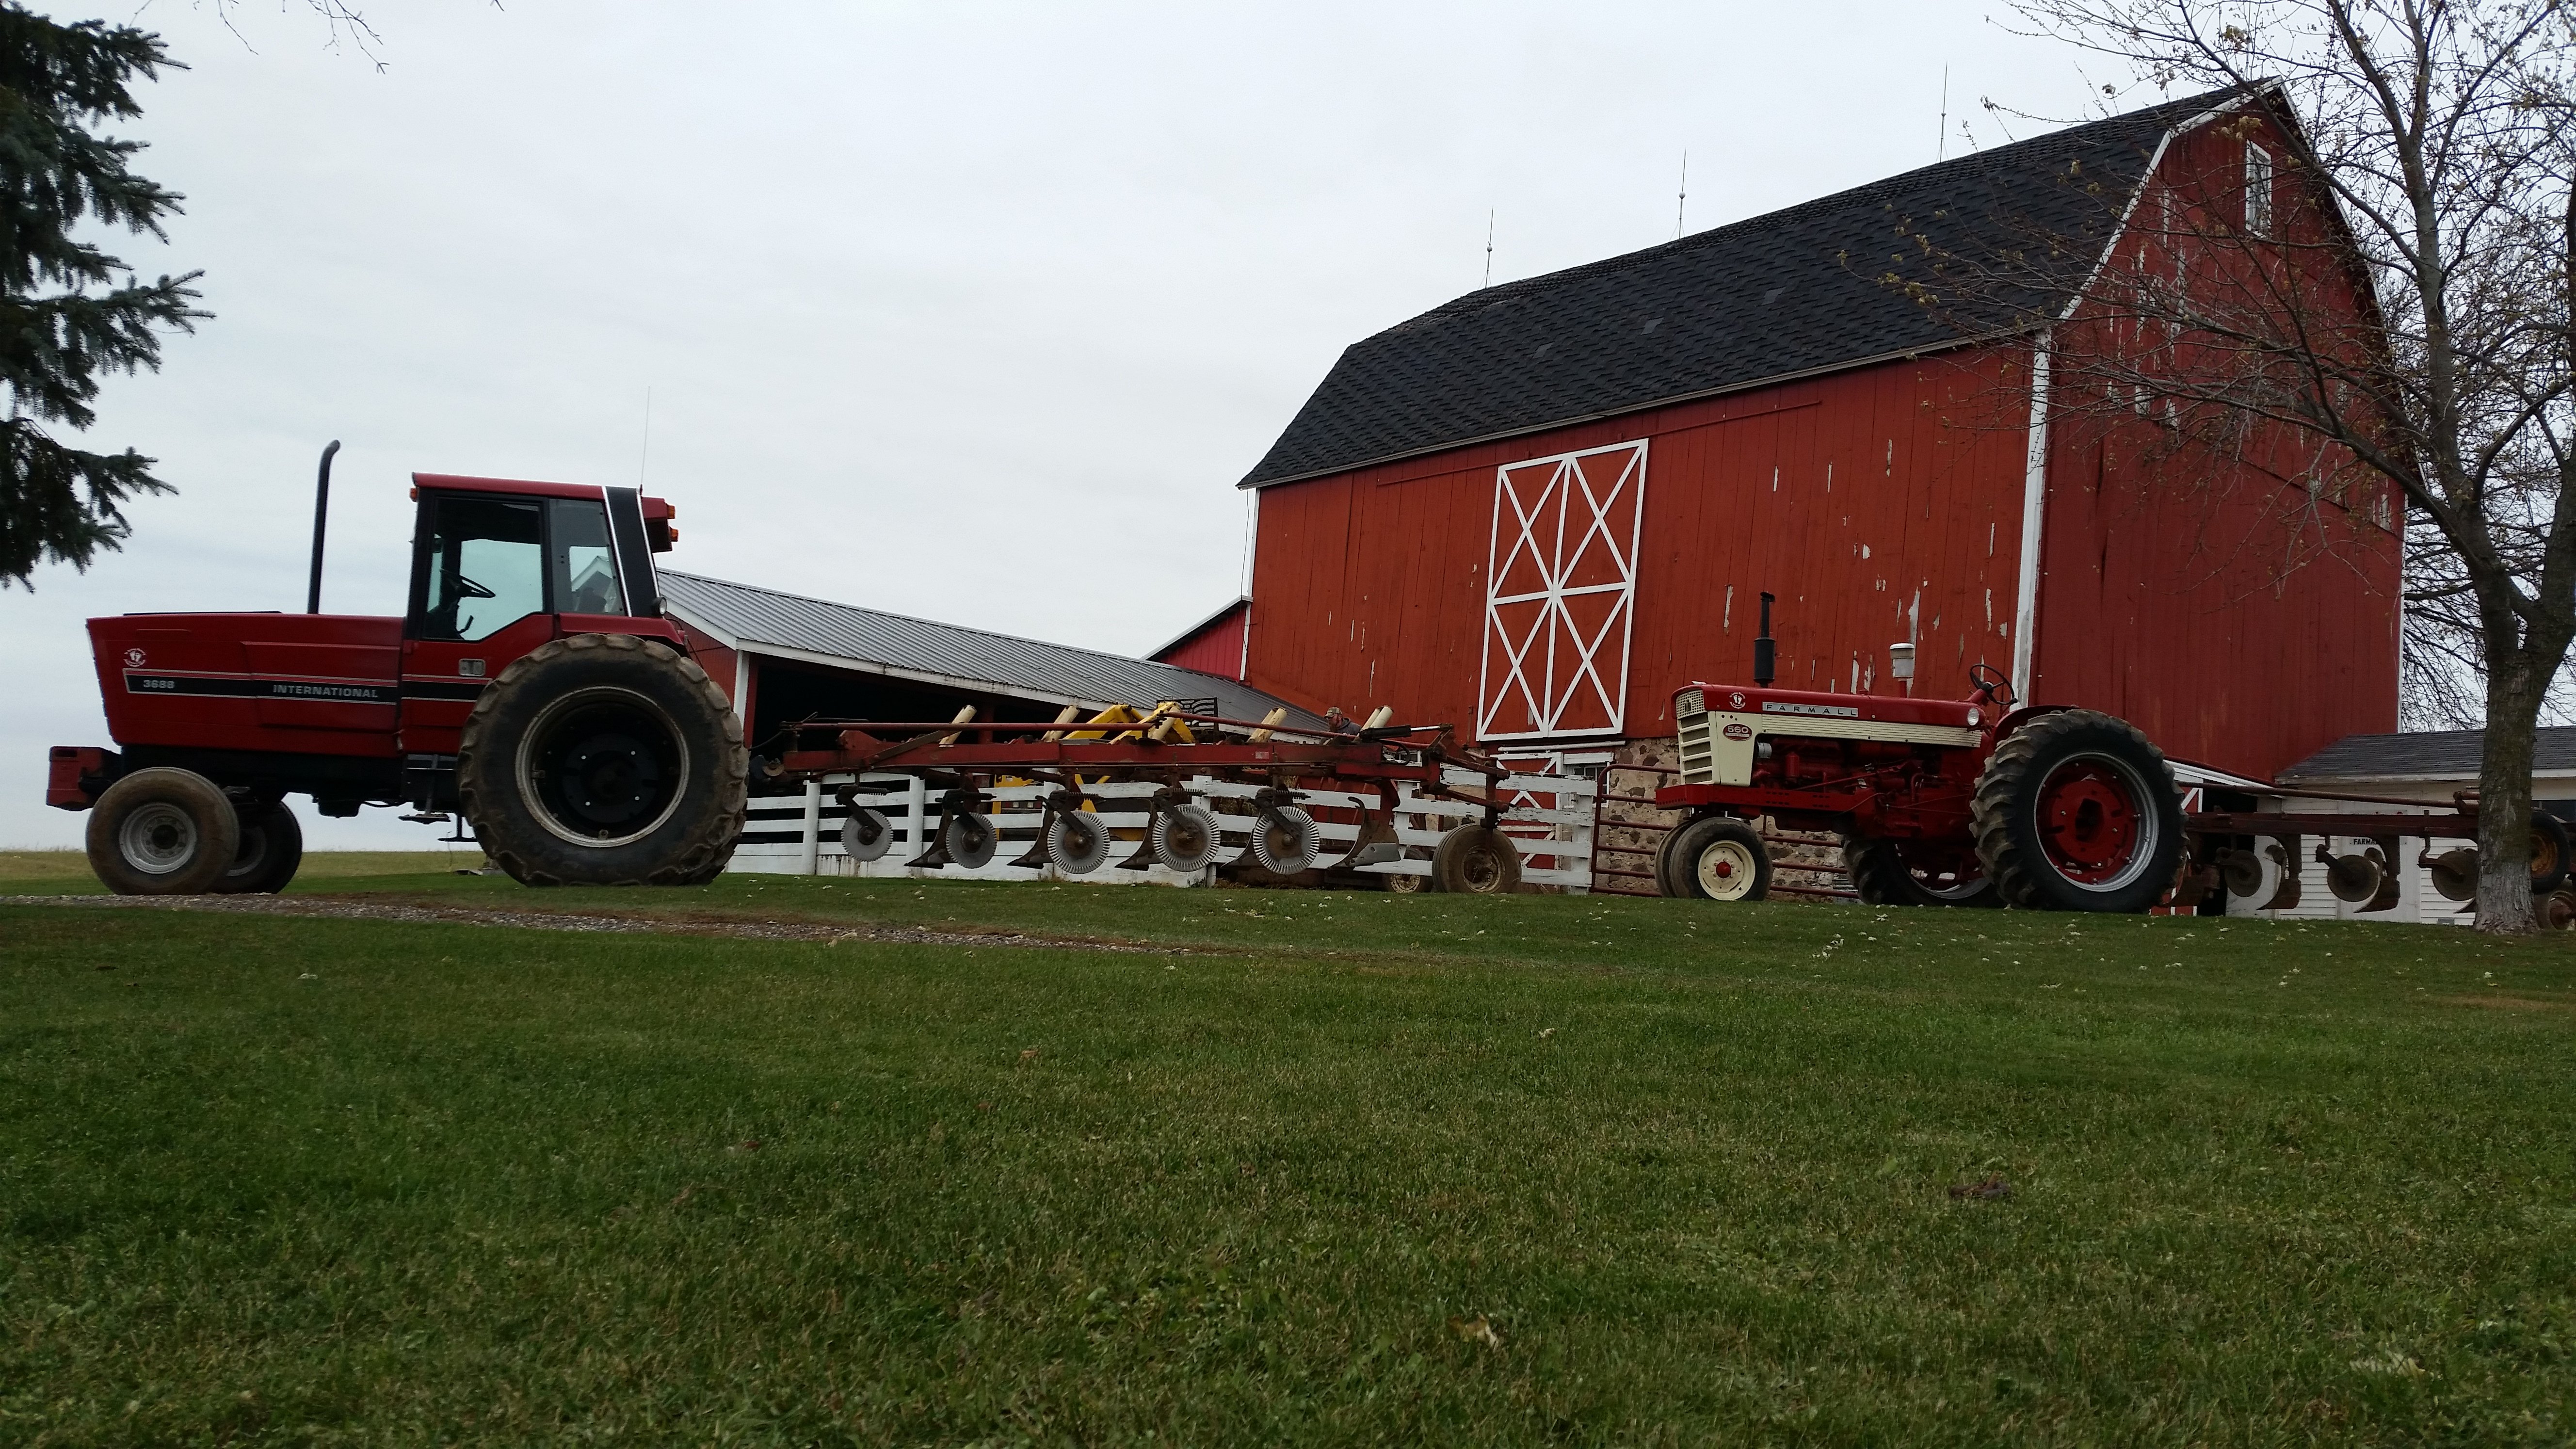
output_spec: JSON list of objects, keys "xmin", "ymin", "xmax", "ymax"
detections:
[{"xmin": 2245, "ymin": 141, "xmax": 2274, "ymax": 238}]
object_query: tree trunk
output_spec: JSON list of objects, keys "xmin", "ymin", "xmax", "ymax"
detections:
[{"xmin": 2475, "ymin": 658, "xmax": 2545, "ymax": 934}]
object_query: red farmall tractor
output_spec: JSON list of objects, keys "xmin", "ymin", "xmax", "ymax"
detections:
[
  {"xmin": 1649, "ymin": 594, "xmax": 2537, "ymax": 914},
  {"xmin": 1653, "ymin": 664, "xmax": 2183, "ymax": 912},
  {"xmin": 49, "ymin": 462, "xmax": 749, "ymax": 895}
]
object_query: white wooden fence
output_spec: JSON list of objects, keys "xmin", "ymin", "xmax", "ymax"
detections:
[{"xmin": 728, "ymin": 768, "xmax": 1597, "ymax": 890}]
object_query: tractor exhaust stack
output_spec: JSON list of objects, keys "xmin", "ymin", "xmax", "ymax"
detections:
[
  {"xmin": 1753, "ymin": 591, "xmax": 1776, "ymax": 686},
  {"xmin": 306, "ymin": 439, "xmax": 340, "ymax": 614}
]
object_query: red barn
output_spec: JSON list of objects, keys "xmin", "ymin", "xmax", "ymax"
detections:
[{"xmin": 1217, "ymin": 85, "xmax": 2395, "ymax": 832}]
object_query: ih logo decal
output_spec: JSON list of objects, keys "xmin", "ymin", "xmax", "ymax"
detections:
[
  {"xmin": 1477, "ymin": 439, "xmax": 1647, "ymax": 741},
  {"xmin": 124, "ymin": 648, "xmax": 146, "ymax": 667}
]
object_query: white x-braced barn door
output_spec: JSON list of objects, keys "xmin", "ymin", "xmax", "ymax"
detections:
[{"xmin": 1477, "ymin": 439, "xmax": 1647, "ymax": 741}]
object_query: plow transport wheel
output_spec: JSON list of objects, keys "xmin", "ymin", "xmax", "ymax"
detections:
[
  {"xmin": 1971, "ymin": 709, "xmax": 2182, "ymax": 912},
  {"xmin": 1432, "ymin": 824, "xmax": 1523, "ymax": 894},
  {"xmin": 1842, "ymin": 836, "xmax": 1996, "ymax": 907},
  {"xmin": 458, "ymin": 634, "xmax": 748, "ymax": 886},
  {"xmin": 85, "ymin": 766, "xmax": 242, "ymax": 895},
  {"xmin": 1663, "ymin": 816, "xmax": 1768, "ymax": 902}
]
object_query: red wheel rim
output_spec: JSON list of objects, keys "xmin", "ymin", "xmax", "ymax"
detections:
[{"xmin": 2033, "ymin": 755, "xmax": 2151, "ymax": 886}]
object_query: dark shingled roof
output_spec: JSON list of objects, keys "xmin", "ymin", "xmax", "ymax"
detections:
[
  {"xmin": 1241, "ymin": 86, "xmax": 2252, "ymax": 487},
  {"xmin": 2279, "ymin": 728, "xmax": 2576, "ymax": 784}
]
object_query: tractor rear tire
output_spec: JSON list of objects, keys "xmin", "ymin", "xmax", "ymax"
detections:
[
  {"xmin": 2530, "ymin": 812, "xmax": 2571, "ymax": 895},
  {"xmin": 1843, "ymin": 836, "xmax": 1997, "ymax": 908},
  {"xmin": 1971, "ymin": 709, "xmax": 2182, "ymax": 913},
  {"xmin": 214, "ymin": 800, "xmax": 305, "ymax": 894},
  {"xmin": 1432, "ymin": 823, "xmax": 1523, "ymax": 894},
  {"xmin": 457, "ymin": 634, "xmax": 747, "ymax": 887},
  {"xmin": 1664, "ymin": 816, "xmax": 1769, "ymax": 902},
  {"xmin": 86, "ymin": 767, "xmax": 242, "ymax": 896}
]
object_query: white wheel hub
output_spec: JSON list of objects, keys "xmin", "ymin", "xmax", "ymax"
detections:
[
  {"xmin": 119, "ymin": 802, "xmax": 199, "ymax": 875},
  {"xmin": 1696, "ymin": 839, "xmax": 1758, "ymax": 901}
]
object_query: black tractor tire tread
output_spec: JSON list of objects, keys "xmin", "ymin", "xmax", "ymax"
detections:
[
  {"xmin": 2530, "ymin": 812, "xmax": 2571, "ymax": 895},
  {"xmin": 457, "ymin": 633, "xmax": 747, "ymax": 887},
  {"xmin": 85, "ymin": 766, "xmax": 242, "ymax": 896},
  {"xmin": 1843, "ymin": 835, "xmax": 1999, "ymax": 908},
  {"xmin": 213, "ymin": 800, "xmax": 305, "ymax": 895},
  {"xmin": 1970, "ymin": 708, "xmax": 2181, "ymax": 913}
]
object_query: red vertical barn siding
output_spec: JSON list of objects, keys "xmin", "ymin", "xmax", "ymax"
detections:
[
  {"xmin": 1152, "ymin": 604, "xmax": 1249, "ymax": 680},
  {"xmin": 1244, "ymin": 348, "xmax": 2038, "ymax": 735},
  {"xmin": 2030, "ymin": 420, "xmax": 2397, "ymax": 780},
  {"xmin": 2028, "ymin": 104, "xmax": 2400, "ymax": 781}
]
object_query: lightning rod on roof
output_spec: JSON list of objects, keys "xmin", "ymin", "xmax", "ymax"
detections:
[
  {"xmin": 1483, "ymin": 207, "xmax": 1495, "ymax": 289},
  {"xmin": 1676, "ymin": 151, "xmax": 1689, "ymax": 238}
]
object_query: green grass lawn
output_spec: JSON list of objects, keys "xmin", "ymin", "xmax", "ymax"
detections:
[{"xmin": 4, "ymin": 857, "xmax": 2574, "ymax": 1445}]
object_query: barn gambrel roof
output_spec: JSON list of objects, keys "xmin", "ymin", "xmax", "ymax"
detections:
[{"xmin": 1242, "ymin": 86, "xmax": 2253, "ymax": 488}]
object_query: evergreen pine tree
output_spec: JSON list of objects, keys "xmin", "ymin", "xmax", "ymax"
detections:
[{"xmin": 0, "ymin": 5, "xmax": 203, "ymax": 588}]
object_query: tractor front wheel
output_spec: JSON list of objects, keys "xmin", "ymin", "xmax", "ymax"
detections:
[
  {"xmin": 1971, "ymin": 709, "xmax": 2182, "ymax": 912},
  {"xmin": 1664, "ymin": 816, "xmax": 1769, "ymax": 902},
  {"xmin": 213, "ymin": 799, "xmax": 305, "ymax": 894},
  {"xmin": 1843, "ymin": 836, "xmax": 1996, "ymax": 908},
  {"xmin": 85, "ymin": 767, "xmax": 242, "ymax": 895},
  {"xmin": 458, "ymin": 634, "xmax": 748, "ymax": 886}
]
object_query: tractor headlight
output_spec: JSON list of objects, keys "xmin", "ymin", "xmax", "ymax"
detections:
[{"xmin": 1966, "ymin": 707, "xmax": 1982, "ymax": 727}]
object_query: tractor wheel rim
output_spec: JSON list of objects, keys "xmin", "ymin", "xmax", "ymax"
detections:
[
  {"xmin": 1697, "ymin": 840, "xmax": 1758, "ymax": 901},
  {"xmin": 119, "ymin": 802, "xmax": 198, "ymax": 875},
  {"xmin": 518, "ymin": 686, "xmax": 690, "ymax": 849},
  {"xmin": 1460, "ymin": 841, "xmax": 1503, "ymax": 891},
  {"xmin": 2032, "ymin": 751, "xmax": 2158, "ymax": 890}
]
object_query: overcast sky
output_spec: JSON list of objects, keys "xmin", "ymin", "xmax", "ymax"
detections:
[{"xmin": 3, "ymin": 0, "xmax": 2112, "ymax": 847}]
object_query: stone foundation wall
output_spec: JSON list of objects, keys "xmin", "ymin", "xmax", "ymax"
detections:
[{"xmin": 1589, "ymin": 736, "xmax": 1854, "ymax": 902}]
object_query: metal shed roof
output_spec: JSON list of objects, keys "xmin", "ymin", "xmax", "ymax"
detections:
[
  {"xmin": 2278, "ymin": 728, "xmax": 2576, "ymax": 785},
  {"xmin": 660, "ymin": 570, "xmax": 1326, "ymax": 727}
]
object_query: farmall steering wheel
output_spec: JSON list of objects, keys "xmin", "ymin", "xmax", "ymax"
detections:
[{"xmin": 1968, "ymin": 663, "xmax": 2016, "ymax": 708}]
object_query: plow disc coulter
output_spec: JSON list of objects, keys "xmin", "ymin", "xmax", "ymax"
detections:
[{"xmin": 767, "ymin": 705, "xmax": 1526, "ymax": 890}]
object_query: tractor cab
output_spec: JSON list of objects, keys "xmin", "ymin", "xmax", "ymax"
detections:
[{"xmin": 394, "ymin": 475, "xmax": 681, "ymax": 757}]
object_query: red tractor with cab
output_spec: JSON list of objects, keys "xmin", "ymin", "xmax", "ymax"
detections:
[
  {"xmin": 1655, "ymin": 592, "xmax": 2204, "ymax": 913},
  {"xmin": 48, "ymin": 452, "xmax": 748, "ymax": 895}
]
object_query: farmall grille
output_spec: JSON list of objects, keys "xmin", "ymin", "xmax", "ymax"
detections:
[{"xmin": 1674, "ymin": 690, "xmax": 1715, "ymax": 784}]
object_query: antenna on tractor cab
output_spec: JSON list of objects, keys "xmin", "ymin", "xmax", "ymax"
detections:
[
  {"xmin": 1753, "ymin": 591, "xmax": 1776, "ymax": 686},
  {"xmin": 306, "ymin": 439, "xmax": 341, "ymax": 614}
]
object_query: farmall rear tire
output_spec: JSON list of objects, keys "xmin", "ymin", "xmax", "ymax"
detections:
[
  {"xmin": 213, "ymin": 800, "xmax": 305, "ymax": 894},
  {"xmin": 1843, "ymin": 836, "xmax": 1998, "ymax": 908},
  {"xmin": 85, "ymin": 767, "xmax": 242, "ymax": 896},
  {"xmin": 1664, "ymin": 816, "xmax": 1769, "ymax": 902},
  {"xmin": 1971, "ymin": 709, "xmax": 2183, "ymax": 913},
  {"xmin": 1432, "ymin": 823, "xmax": 1523, "ymax": 894},
  {"xmin": 457, "ymin": 634, "xmax": 747, "ymax": 887}
]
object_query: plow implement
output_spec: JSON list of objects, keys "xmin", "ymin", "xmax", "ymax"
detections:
[{"xmin": 757, "ymin": 705, "xmax": 1536, "ymax": 892}]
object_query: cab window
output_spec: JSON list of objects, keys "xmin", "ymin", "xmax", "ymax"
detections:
[
  {"xmin": 548, "ymin": 498, "xmax": 627, "ymax": 616},
  {"xmin": 415, "ymin": 496, "xmax": 545, "ymax": 642}
]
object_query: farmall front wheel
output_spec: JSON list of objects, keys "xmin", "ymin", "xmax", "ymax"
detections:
[
  {"xmin": 458, "ymin": 634, "xmax": 748, "ymax": 886},
  {"xmin": 1843, "ymin": 836, "xmax": 1997, "ymax": 908},
  {"xmin": 1971, "ymin": 709, "xmax": 2183, "ymax": 913},
  {"xmin": 1664, "ymin": 816, "xmax": 1770, "ymax": 902}
]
